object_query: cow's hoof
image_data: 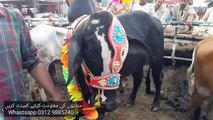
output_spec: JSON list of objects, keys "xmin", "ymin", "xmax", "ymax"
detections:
[
  {"xmin": 125, "ymin": 99, "xmax": 134, "ymax": 107},
  {"xmin": 184, "ymin": 113, "xmax": 193, "ymax": 120},
  {"xmin": 146, "ymin": 90, "xmax": 155, "ymax": 95},
  {"xmin": 151, "ymin": 106, "xmax": 159, "ymax": 112},
  {"xmin": 151, "ymin": 101, "xmax": 160, "ymax": 112},
  {"xmin": 119, "ymin": 89, "xmax": 125, "ymax": 94},
  {"xmin": 125, "ymin": 103, "xmax": 133, "ymax": 107},
  {"xmin": 97, "ymin": 113, "xmax": 105, "ymax": 120}
]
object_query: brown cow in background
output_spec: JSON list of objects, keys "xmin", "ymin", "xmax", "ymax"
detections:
[{"xmin": 187, "ymin": 36, "xmax": 213, "ymax": 120}]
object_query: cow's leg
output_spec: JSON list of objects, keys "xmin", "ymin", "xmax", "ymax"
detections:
[
  {"xmin": 119, "ymin": 77, "xmax": 127, "ymax": 94},
  {"xmin": 193, "ymin": 106, "xmax": 201, "ymax": 120},
  {"xmin": 208, "ymin": 110, "xmax": 213, "ymax": 120},
  {"xmin": 97, "ymin": 109, "xmax": 105, "ymax": 120},
  {"xmin": 125, "ymin": 69, "xmax": 143, "ymax": 106},
  {"xmin": 150, "ymin": 62, "xmax": 162, "ymax": 112},
  {"xmin": 207, "ymin": 98, "xmax": 213, "ymax": 120},
  {"xmin": 145, "ymin": 67, "xmax": 151, "ymax": 94},
  {"xmin": 145, "ymin": 67, "xmax": 155, "ymax": 95},
  {"xmin": 187, "ymin": 47, "xmax": 196, "ymax": 96},
  {"xmin": 48, "ymin": 63, "xmax": 56, "ymax": 80},
  {"xmin": 187, "ymin": 90, "xmax": 205, "ymax": 120}
]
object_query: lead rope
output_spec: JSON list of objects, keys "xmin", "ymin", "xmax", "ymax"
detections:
[{"xmin": 94, "ymin": 89, "xmax": 101, "ymax": 108}]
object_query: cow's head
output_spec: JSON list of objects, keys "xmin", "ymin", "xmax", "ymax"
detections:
[{"xmin": 67, "ymin": 11, "xmax": 129, "ymax": 113}]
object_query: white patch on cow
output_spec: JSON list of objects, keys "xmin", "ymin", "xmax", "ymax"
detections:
[
  {"xmin": 90, "ymin": 19, "xmax": 100, "ymax": 25},
  {"xmin": 94, "ymin": 25, "xmax": 111, "ymax": 75},
  {"xmin": 195, "ymin": 82, "xmax": 210, "ymax": 97},
  {"xmin": 101, "ymin": 90, "xmax": 107, "ymax": 102},
  {"xmin": 95, "ymin": 90, "xmax": 107, "ymax": 102},
  {"xmin": 94, "ymin": 25, "xmax": 111, "ymax": 102},
  {"xmin": 188, "ymin": 73, "xmax": 195, "ymax": 96},
  {"xmin": 187, "ymin": 47, "xmax": 196, "ymax": 96}
]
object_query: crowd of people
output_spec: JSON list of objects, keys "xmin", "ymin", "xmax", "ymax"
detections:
[{"xmin": 95, "ymin": 0, "xmax": 213, "ymax": 34}]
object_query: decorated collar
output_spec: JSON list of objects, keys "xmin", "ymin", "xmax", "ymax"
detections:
[
  {"xmin": 83, "ymin": 12, "xmax": 128, "ymax": 90},
  {"xmin": 66, "ymin": 15, "xmax": 89, "ymax": 43}
]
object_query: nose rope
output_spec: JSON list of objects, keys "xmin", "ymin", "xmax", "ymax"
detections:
[{"xmin": 95, "ymin": 89, "xmax": 101, "ymax": 108}]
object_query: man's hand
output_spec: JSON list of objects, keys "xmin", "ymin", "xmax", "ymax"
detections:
[
  {"xmin": 186, "ymin": 14, "xmax": 196, "ymax": 26},
  {"xmin": 51, "ymin": 92, "xmax": 64, "ymax": 101},
  {"xmin": 30, "ymin": 63, "xmax": 64, "ymax": 101},
  {"xmin": 30, "ymin": 63, "xmax": 65, "ymax": 120},
  {"xmin": 96, "ymin": 6, "xmax": 104, "ymax": 12},
  {"xmin": 185, "ymin": 20, "xmax": 193, "ymax": 26}
]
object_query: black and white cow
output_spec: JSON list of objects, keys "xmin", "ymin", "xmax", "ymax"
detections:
[{"xmin": 67, "ymin": 11, "xmax": 164, "ymax": 119}]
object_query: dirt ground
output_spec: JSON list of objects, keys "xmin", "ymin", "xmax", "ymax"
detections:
[
  {"xmin": 28, "ymin": 41, "xmax": 211, "ymax": 120},
  {"xmin": 104, "ymin": 66, "xmax": 189, "ymax": 120},
  {"xmin": 32, "ymin": 63, "xmax": 207, "ymax": 120}
]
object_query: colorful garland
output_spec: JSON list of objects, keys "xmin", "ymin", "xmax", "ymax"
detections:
[{"xmin": 61, "ymin": 43, "xmax": 98, "ymax": 120}]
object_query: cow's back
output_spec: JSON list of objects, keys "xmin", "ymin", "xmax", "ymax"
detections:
[
  {"xmin": 117, "ymin": 11, "xmax": 164, "ymax": 57},
  {"xmin": 117, "ymin": 11, "xmax": 151, "ymax": 42}
]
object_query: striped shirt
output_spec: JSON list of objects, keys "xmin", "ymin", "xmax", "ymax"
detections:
[{"xmin": 0, "ymin": 7, "xmax": 40, "ymax": 120}]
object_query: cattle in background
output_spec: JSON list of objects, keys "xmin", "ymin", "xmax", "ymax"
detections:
[
  {"xmin": 30, "ymin": 24, "xmax": 67, "ymax": 68},
  {"xmin": 27, "ymin": 24, "xmax": 68, "ymax": 101},
  {"xmin": 187, "ymin": 36, "xmax": 213, "ymax": 120}
]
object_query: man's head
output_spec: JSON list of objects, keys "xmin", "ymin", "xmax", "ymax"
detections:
[
  {"xmin": 188, "ymin": 0, "xmax": 193, "ymax": 5},
  {"xmin": 155, "ymin": 0, "xmax": 164, "ymax": 7},
  {"xmin": 179, "ymin": 0, "xmax": 190, "ymax": 5},
  {"xmin": 208, "ymin": 1, "xmax": 213, "ymax": 8},
  {"xmin": 139, "ymin": 0, "xmax": 147, "ymax": 6},
  {"xmin": 179, "ymin": 0, "xmax": 189, "ymax": 9}
]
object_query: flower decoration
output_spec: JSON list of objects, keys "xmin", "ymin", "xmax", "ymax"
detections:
[{"xmin": 61, "ymin": 43, "xmax": 98, "ymax": 120}]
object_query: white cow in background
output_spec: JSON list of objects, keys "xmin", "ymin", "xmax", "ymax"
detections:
[
  {"xmin": 27, "ymin": 24, "xmax": 68, "ymax": 101},
  {"xmin": 30, "ymin": 24, "xmax": 68, "ymax": 66}
]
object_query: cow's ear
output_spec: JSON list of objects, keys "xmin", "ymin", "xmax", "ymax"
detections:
[{"xmin": 67, "ymin": 33, "xmax": 83, "ymax": 85}]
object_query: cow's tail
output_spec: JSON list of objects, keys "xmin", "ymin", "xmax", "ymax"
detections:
[{"xmin": 187, "ymin": 47, "xmax": 196, "ymax": 96}]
